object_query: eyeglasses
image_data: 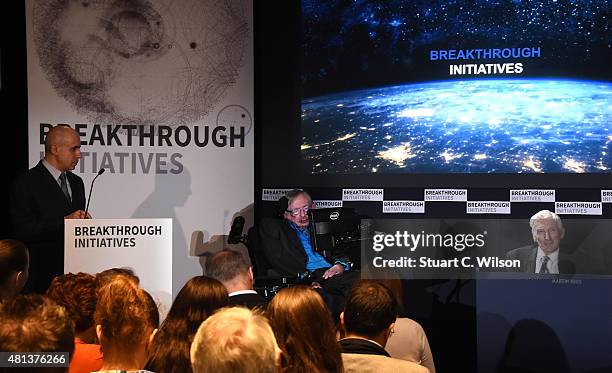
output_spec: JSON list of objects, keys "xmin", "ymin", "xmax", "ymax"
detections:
[{"xmin": 286, "ymin": 206, "xmax": 310, "ymax": 216}]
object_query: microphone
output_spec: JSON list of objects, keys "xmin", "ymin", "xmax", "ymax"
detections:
[
  {"xmin": 228, "ymin": 216, "xmax": 245, "ymax": 244},
  {"xmin": 84, "ymin": 168, "xmax": 105, "ymax": 218}
]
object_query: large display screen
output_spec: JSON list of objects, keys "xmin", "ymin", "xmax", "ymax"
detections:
[{"xmin": 301, "ymin": 1, "xmax": 611, "ymax": 174}]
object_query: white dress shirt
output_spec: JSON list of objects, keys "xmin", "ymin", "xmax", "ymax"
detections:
[
  {"xmin": 535, "ymin": 247, "xmax": 559, "ymax": 274},
  {"xmin": 42, "ymin": 159, "xmax": 72, "ymax": 200}
]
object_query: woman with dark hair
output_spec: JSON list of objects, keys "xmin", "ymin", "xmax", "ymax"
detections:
[
  {"xmin": 145, "ymin": 276, "xmax": 229, "ymax": 373},
  {"xmin": 267, "ymin": 285, "xmax": 343, "ymax": 373},
  {"xmin": 46, "ymin": 272, "xmax": 104, "ymax": 373},
  {"xmin": 93, "ymin": 276, "xmax": 159, "ymax": 372},
  {"xmin": 0, "ymin": 239, "xmax": 29, "ymax": 302}
]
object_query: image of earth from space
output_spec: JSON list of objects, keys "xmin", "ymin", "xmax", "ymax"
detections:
[{"xmin": 301, "ymin": 79, "xmax": 611, "ymax": 174}]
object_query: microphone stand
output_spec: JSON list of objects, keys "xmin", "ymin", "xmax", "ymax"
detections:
[{"xmin": 84, "ymin": 169, "xmax": 105, "ymax": 218}]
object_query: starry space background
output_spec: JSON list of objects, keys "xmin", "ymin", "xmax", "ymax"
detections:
[
  {"xmin": 302, "ymin": 0, "xmax": 610, "ymax": 97},
  {"xmin": 300, "ymin": 0, "xmax": 611, "ymax": 174}
]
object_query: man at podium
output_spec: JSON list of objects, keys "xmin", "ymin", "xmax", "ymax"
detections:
[{"xmin": 10, "ymin": 125, "xmax": 89, "ymax": 293}]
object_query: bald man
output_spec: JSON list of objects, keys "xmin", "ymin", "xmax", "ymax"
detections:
[{"xmin": 10, "ymin": 125, "xmax": 88, "ymax": 293}]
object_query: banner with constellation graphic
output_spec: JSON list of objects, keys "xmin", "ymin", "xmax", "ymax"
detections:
[{"xmin": 26, "ymin": 0, "xmax": 254, "ymax": 296}]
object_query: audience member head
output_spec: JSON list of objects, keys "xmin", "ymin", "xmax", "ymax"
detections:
[
  {"xmin": 44, "ymin": 125, "xmax": 81, "ymax": 172},
  {"xmin": 166, "ymin": 276, "xmax": 228, "ymax": 332},
  {"xmin": 267, "ymin": 286, "xmax": 343, "ymax": 373},
  {"xmin": 371, "ymin": 276, "xmax": 405, "ymax": 315},
  {"xmin": 191, "ymin": 307, "xmax": 280, "ymax": 373},
  {"xmin": 145, "ymin": 276, "xmax": 228, "ymax": 373},
  {"xmin": 0, "ymin": 239, "xmax": 29, "ymax": 301},
  {"xmin": 283, "ymin": 189, "xmax": 313, "ymax": 228},
  {"xmin": 95, "ymin": 267, "xmax": 140, "ymax": 288},
  {"xmin": 45, "ymin": 272, "xmax": 98, "ymax": 343},
  {"xmin": 94, "ymin": 276, "xmax": 158, "ymax": 371},
  {"xmin": 206, "ymin": 249, "xmax": 253, "ymax": 293},
  {"xmin": 529, "ymin": 210, "xmax": 565, "ymax": 255},
  {"xmin": 0, "ymin": 294, "xmax": 74, "ymax": 372},
  {"xmin": 342, "ymin": 281, "xmax": 399, "ymax": 347}
]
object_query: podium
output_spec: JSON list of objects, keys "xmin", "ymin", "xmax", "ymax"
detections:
[{"xmin": 64, "ymin": 218, "xmax": 173, "ymax": 313}]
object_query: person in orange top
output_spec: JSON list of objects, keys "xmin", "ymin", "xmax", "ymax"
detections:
[{"xmin": 46, "ymin": 272, "xmax": 104, "ymax": 373}]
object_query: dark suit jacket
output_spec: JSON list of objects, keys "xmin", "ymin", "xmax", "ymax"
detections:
[
  {"xmin": 258, "ymin": 218, "xmax": 311, "ymax": 276},
  {"xmin": 228, "ymin": 292, "xmax": 268, "ymax": 310},
  {"xmin": 10, "ymin": 161, "xmax": 85, "ymax": 292},
  {"xmin": 259, "ymin": 217, "xmax": 354, "ymax": 277},
  {"xmin": 505, "ymin": 245, "xmax": 575, "ymax": 274},
  {"xmin": 259, "ymin": 218, "xmax": 358, "ymax": 316}
]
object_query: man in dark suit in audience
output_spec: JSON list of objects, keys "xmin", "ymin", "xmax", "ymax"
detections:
[
  {"xmin": 339, "ymin": 281, "xmax": 428, "ymax": 373},
  {"xmin": 10, "ymin": 125, "xmax": 88, "ymax": 293},
  {"xmin": 259, "ymin": 189, "xmax": 357, "ymax": 316},
  {"xmin": 206, "ymin": 249, "xmax": 267, "ymax": 309}
]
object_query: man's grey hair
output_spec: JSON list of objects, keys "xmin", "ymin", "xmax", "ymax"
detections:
[
  {"xmin": 285, "ymin": 189, "xmax": 312, "ymax": 208},
  {"xmin": 205, "ymin": 249, "xmax": 250, "ymax": 283},
  {"xmin": 190, "ymin": 307, "xmax": 279, "ymax": 373},
  {"xmin": 529, "ymin": 210, "xmax": 565, "ymax": 241}
]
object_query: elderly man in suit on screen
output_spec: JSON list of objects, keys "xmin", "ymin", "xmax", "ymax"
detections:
[{"xmin": 506, "ymin": 210, "xmax": 572, "ymax": 274}]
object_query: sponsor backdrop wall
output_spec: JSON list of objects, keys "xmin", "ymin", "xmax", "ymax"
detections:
[
  {"xmin": 26, "ymin": 0, "xmax": 254, "ymax": 296},
  {"xmin": 256, "ymin": 2, "xmax": 611, "ymax": 372}
]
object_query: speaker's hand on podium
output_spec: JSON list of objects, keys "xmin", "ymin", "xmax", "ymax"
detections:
[{"xmin": 65, "ymin": 210, "xmax": 91, "ymax": 219}]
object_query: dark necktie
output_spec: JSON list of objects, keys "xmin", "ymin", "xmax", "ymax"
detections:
[
  {"xmin": 59, "ymin": 173, "xmax": 71, "ymax": 202},
  {"xmin": 539, "ymin": 256, "xmax": 550, "ymax": 274}
]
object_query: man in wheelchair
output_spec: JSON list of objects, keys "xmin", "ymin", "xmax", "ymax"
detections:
[{"xmin": 259, "ymin": 189, "xmax": 358, "ymax": 316}]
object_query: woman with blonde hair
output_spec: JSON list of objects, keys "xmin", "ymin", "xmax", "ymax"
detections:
[
  {"xmin": 267, "ymin": 285, "xmax": 343, "ymax": 373},
  {"xmin": 93, "ymin": 276, "xmax": 159, "ymax": 372}
]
